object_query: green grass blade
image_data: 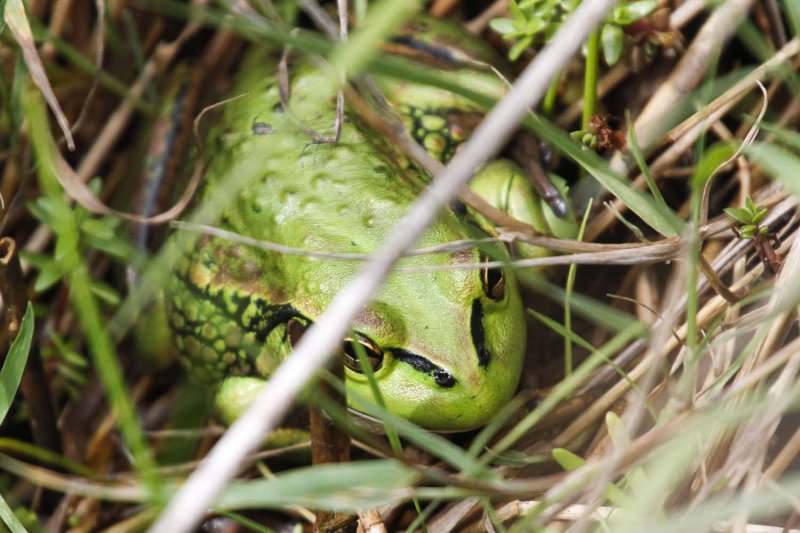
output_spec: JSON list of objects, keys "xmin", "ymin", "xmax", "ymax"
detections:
[
  {"xmin": 747, "ymin": 141, "xmax": 800, "ymax": 197},
  {"xmin": 783, "ymin": 0, "xmax": 800, "ymax": 39},
  {"xmin": 0, "ymin": 492, "xmax": 27, "ymax": 533},
  {"xmin": 627, "ymin": 115, "xmax": 666, "ymax": 206},
  {"xmin": 0, "ymin": 303, "xmax": 34, "ymax": 423},
  {"xmin": 215, "ymin": 460, "xmax": 419, "ymax": 511}
]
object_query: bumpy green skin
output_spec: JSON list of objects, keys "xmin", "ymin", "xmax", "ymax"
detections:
[{"xmin": 167, "ymin": 19, "xmax": 561, "ymax": 432}]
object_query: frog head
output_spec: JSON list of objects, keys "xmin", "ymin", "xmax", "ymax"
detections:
[
  {"xmin": 341, "ymin": 250, "xmax": 525, "ymax": 432},
  {"xmin": 284, "ymin": 227, "xmax": 526, "ymax": 433}
]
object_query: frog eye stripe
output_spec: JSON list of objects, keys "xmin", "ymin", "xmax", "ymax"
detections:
[
  {"xmin": 392, "ymin": 350, "xmax": 456, "ymax": 388},
  {"xmin": 470, "ymin": 299, "xmax": 491, "ymax": 368}
]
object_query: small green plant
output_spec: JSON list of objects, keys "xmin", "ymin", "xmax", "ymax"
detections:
[
  {"xmin": 21, "ymin": 179, "xmax": 135, "ymax": 304},
  {"xmin": 724, "ymin": 196, "xmax": 769, "ymax": 239},
  {"xmin": 490, "ymin": 0, "xmax": 658, "ymax": 64},
  {"xmin": 489, "ymin": 0, "xmax": 577, "ymax": 61},
  {"xmin": 725, "ymin": 197, "xmax": 783, "ymax": 273}
]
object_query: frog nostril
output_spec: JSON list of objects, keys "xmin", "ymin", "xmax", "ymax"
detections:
[{"xmin": 433, "ymin": 369, "xmax": 456, "ymax": 388}]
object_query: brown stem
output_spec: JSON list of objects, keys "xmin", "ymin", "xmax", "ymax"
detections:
[
  {"xmin": 0, "ymin": 237, "xmax": 61, "ymax": 453},
  {"xmin": 699, "ymin": 254, "xmax": 746, "ymax": 304},
  {"xmin": 310, "ymin": 361, "xmax": 355, "ymax": 532}
]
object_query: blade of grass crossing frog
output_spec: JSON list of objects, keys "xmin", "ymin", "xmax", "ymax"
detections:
[
  {"xmin": 322, "ymin": 377, "xmax": 497, "ymax": 480},
  {"xmin": 0, "ymin": 303, "xmax": 33, "ymax": 424},
  {"xmin": 348, "ymin": 334, "xmax": 428, "ymax": 521},
  {"xmin": 214, "ymin": 460, "xmax": 419, "ymax": 511},
  {"xmin": 328, "ymin": 0, "xmax": 423, "ymax": 77}
]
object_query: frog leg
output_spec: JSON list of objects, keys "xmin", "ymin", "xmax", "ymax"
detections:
[
  {"xmin": 509, "ymin": 131, "xmax": 570, "ymax": 218},
  {"xmin": 469, "ymin": 159, "xmax": 578, "ymax": 260}
]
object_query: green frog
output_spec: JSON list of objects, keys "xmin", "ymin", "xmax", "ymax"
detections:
[{"xmin": 164, "ymin": 16, "xmax": 574, "ymax": 432}]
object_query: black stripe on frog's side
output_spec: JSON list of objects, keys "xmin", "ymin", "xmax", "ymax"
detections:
[
  {"xmin": 390, "ymin": 35, "xmax": 468, "ymax": 68},
  {"xmin": 471, "ymin": 299, "xmax": 491, "ymax": 367},
  {"xmin": 392, "ymin": 349, "xmax": 456, "ymax": 388},
  {"xmin": 176, "ymin": 272, "xmax": 305, "ymax": 340}
]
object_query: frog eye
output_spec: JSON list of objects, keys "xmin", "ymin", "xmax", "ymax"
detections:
[
  {"xmin": 342, "ymin": 335, "xmax": 384, "ymax": 374},
  {"xmin": 480, "ymin": 255, "xmax": 505, "ymax": 301}
]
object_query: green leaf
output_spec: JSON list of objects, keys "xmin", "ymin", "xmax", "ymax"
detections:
[
  {"xmin": 782, "ymin": 0, "xmax": 800, "ymax": 40},
  {"xmin": 690, "ymin": 141, "xmax": 737, "ymax": 191},
  {"xmin": 89, "ymin": 280, "xmax": 122, "ymax": 306},
  {"xmin": 489, "ymin": 18, "xmax": 516, "ymax": 36},
  {"xmin": 601, "ymin": 23, "xmax": 624, "ymax": 66},
  {"xmin": 525, "ymin": 16, "xmax": 546, "ymax": 35},
  {"xmin": 612, "ymin": 4, "xmax": 631, "ymax": 24},
  {"xmin": 552, "ymin": 448, "xmax": 585, "ymax": 471},
  {"xmin": 215, "ymin": 460, "xmax": 419, "ymax": 511},
  {"xmin": 739, "ymin": 225, "xmax": 757, "ymax": 238},
  {"xmin": 80, "ymin": 218, "xmax": 115, "ymax": 241},
  {"xmin": 33, "ymin": 261, "xmax": 66, "ymax": 293},
  {"xmin": 26, "ymin": 198, "xmax": 56, "ymax": 226},
  {"xmin": 509, "ymin": 0, "xmax": 526, "ymax": 22},
  {"xmin": 605, "ymin": 411, "xmax": 627, "ymax": 448},
  {"xmin": 723, "ymin": 207, "xmax": 751, "ymax": 224},
  {"xmin": 0, "ymin": 303, "xmax": 34, "ymax": 423},
  {"xmin": 620, "ymin": 0, "xmax": 658, "ymax": 23}
]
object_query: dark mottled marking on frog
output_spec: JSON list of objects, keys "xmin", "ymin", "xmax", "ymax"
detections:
[
  {"xmin": 170, "ymin": 271, "xmax": 306, "ymax": 375},
  {"xmin": 401, "ymin": 105, "xmax": 462, "ymax": 163},
  {"xmin": 252, "ymin": 122, "xmax": 273, "ymax": 135},
  {"xmin": 392, "ymin": 349, "xmax": 456, "ymax": 388},
  {"xmin": 470, "ymin": 299, "xmax": 490, "ymax": 367},
  {"xmin": 450, "ymin": 249, "xmax": 475, "ymax": 266}
]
